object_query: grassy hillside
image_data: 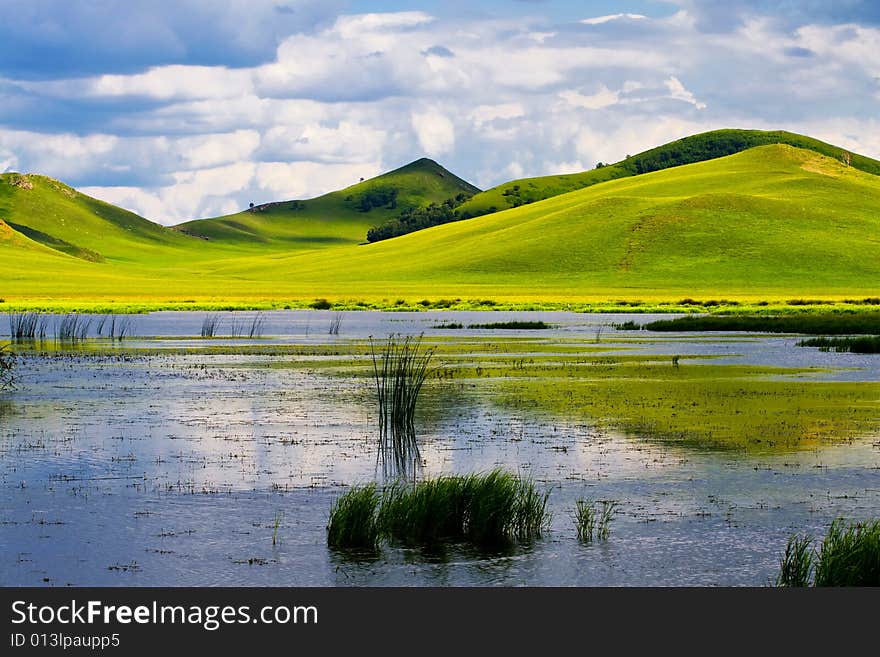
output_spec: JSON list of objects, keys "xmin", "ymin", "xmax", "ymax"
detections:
[
  {"xmin": 175, "ymin": 158, "xmax": 480, "ymax": 250},
  {"xmin": 457, "ymin": 129, "xmax": 880, "ymax": 217},
  {"xmin": 1, "ymin": 138, "xmax": 878, "ymax": 309},
  {"xmin": 216, "ymin": 144, "xmax": 880, "ymax": 301},
  {"xmin": 0, "ymin": 173, "xmax": 200, "ymax": 263}
]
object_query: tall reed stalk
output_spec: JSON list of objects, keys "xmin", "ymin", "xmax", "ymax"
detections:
[
  {"xmin": 369, "ymin": 334, "xmax": 434, "ymax": 477},
  {"xmin": 56, "ymin": 314, "xmax": 92, "ymax": 342},
  {"xmin": 201, "ymin": 313, "xmax": 222, "ymax": 338},
  {"xmin": 8, "ymin": 312, "xmax": 47, "ymax": 341}
]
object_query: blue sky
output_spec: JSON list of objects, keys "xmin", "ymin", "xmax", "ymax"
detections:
[{"xmin": 2, "ymin": 1, "xmax": 879, "ymax": 224}]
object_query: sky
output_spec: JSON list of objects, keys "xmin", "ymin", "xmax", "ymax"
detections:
[{"xmin": 1, "ymin": 0, "xmax": 879, "ymax": 225}]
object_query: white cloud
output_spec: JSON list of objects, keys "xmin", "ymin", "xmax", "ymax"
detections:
[
  {"xmin": 665, "ymin": 76, "xmax": 707, "ymax": 110},
  {"xmin": 3, "ymin": 7, "xmax": 880, "ymax": 227},
  {"xmin": 559, "ymin": 86, "xmax": 620, "ymax": 110},
  {"xmin": 411, "ymin": 110, "xmax": 455, "ymax": 156},
  {"xmin": 581, "ymin": 14, "xmax": 647, "ymax": 26},
  {"xmin": 468, "ymin": 103, "xmax": 525, "ymax": 127}
]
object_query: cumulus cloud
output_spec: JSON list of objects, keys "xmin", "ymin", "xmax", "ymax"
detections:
[
  {"xmin": 411, "ymin": 110, "xmax": 455, "ymax": 156},
  {"xmin": 2, "ymin": 4, "xmax": 880, "ymax": 225}
]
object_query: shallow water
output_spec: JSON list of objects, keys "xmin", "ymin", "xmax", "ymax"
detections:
[{"xmin": 1, "ymin": 311, "xmax": 878, "ymax": 586}]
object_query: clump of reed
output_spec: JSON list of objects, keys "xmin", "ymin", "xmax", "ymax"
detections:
[
  {"xmin": 56, "ymin": 314, "xmax": 92, "ymax": 342},
  {"xmin": 229, "ymin": 312, "xmax": 265, "ymax": 338},
  {"xmin": 95, "ymin": 315, "xmax": 133, "ymax": 341},
  {"xmin": 776, "ymin": 518, "xmax": 880, "ymax": 587},
  {"xmin": 798, "ymin": 336, "xmax": 880, "ymax": 354},
  {"xmin": 0, "ymin": 344, "xmax": 16, "ymax": 390},
  {"xmin": 200, "ymin": 313, "xmax": 222, "ymax": 338},
  {"xmin": 327, "ymin": 484, "xmax": 381, "ymax": 551},
  {"xmin": 776, "ymin": 535, "xmax": 814, "ymax": 587},
  {"xmin": 574, "ymin": 499, "xmax": 618, "ymax": 543},
  {"xmin": 369, "ymin": 334, "xmax": 434, "ymax": 477},
  {"xmin": 815, "ymin": 518, "xmax": 880, "ymax": 586},
  {"xmin": 8, "ymin": 312, "xmax": 48, "ymax": 340},
  {"xmin": 327, "ymin": 470, "xmax": 551, "ymax": 551},
  {"xmin": 328, "ymin": 312, "xmax": 344, "ymax": 335}
]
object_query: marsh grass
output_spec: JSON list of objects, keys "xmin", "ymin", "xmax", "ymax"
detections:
[
  {"xmin": 776, "ymin": 518, "xmax": 880, "ymax": 586},
  {"xmin": 248, "ymin": 313, "xmax": 266, "ymax": 338},
  {"xmin": 8, "ymin": 312, "xmax": 47, "ymax": 340},
  {"xmin": 96, "ymin": 315, "xmax": 133, "ymax": 341},
  {"xmin": 776, "ymin": 535, "xmax": 814, "ymax": 587},
  {"xmin": 200, "ymin": 313, "xmax": 222, "ymax": 338},
  {"xmin": 643, "ymin": 313, "xmax": 880, "ymax": 335},
  {"xmin": 574, "ymin": 499, "xmax": 596, "ymax": 542},
  {"xmin": 575, "ymin": 499, "xmax": 617, "ymax": 542},
  {"xmin": 798, "ymin": 336, "xmax": 880, "ymax": 354},
  {"xmin": 327, "ymin": 484, "xmax": 381, "ymax": 551},
  {"xmin": 370, "ymin": 334, "xmax": 434, "ymax": 477},
  {"xmin": 329, "ymin": 470, "xmax": 550, "ymax": 551},
  {"xmin": 328, "ymin": 312, "xmax": 344, "ymax": 335},
  {"xmin": 230, "ymin": 312, "xmax": 266, "ymax": 338},
  {"xmin": 272, "ymin": 511, "xmax": 283, "ymax": 546},
  {"xmin": 0, "ymin": 344, "xmax": 15, "ymax": 390},
  {"xmin": 814, "ymin": 518, "xmax": 880, "ymax": 586},
  {"xmin": 468, "ymin": 321, "xmax": 549, "ymax": 330},
  {"xmin": 56, "ymin": 314, "xmax": 92, "ymax": 342}
]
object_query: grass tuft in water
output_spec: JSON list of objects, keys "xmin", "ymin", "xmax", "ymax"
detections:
[
  {"xmin": 370, "ymin": 334, "xmax": 434, "ymax": 477},
  {"xmin": 329, "ymin": 470, "xmax": 550, "ymax": 550},
  {"xmin": 327, "ymin": 484, "xmax": 381, "ymax": 551},
  {"xmin": 328, "ymin": 312, "xmax": 344, "ymax": 335},
  {"xmin": 776, "ymin": 534, "xmax": 814, "ymax": 587},
  {"xmin": 56, "ymin": 314, "xmax": 92, "ymax": 342},
  {"xmin": 200, "ymin": 313, "xmax": 222, "ymax": 338},
  {"xmin": 775, "ymin": 518, "xmax": 880, "ymax": 586},
  {"xmin": 574, "ymin": 499, "xmax": 617, "ymax": 542},
  {"xmin": 814, "ymin": 518, "xmax": 880, "ymax": 586},
  {"xmin": 8, "ymin": 312, "xmax": 48, "ymax": 340}
]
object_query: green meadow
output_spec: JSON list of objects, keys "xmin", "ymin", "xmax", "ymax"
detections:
[{"xmin": 2, "ymin": 130, "xmax": 879, "ymax": 310}]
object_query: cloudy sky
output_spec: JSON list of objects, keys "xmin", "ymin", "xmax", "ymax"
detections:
[{"xmin": 2, "ymin": 0, "xmax": 879, "ymax": 225}]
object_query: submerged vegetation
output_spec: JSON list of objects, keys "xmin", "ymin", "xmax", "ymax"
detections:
[
  {"xmin": 777, "ymin": 519, "xmax": 880, "ymax": 587},
  {"xmin": 370, "ymin": 334, "xmax": 435, "ymax": 476},
  {"xmin": 327, "ymin": 470, "xmax": 551, "ymax": 551},
  {"xmin": 0, "ymin": 344, "xmax": 15, "ymax": 389},
  {"xmin": 636, "ymin": 313, "xmax": 880, "ymax": 335}
]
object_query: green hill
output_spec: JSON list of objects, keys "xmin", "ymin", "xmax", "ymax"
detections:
[
  {"xmin": 456, "ymin": 129, "xmax": 879, "ymax": 218},
  {"xmin": 175, "ymin": 158, "xmax": 480, "ymax": 250},
  {"xmin": 1, "ymin": 134, "xmax": 879, "ymax": 308},
  {"xmin": 228, "ymin": 144, "xmax": 880, "ymax": 301},
  {"xmin": 0, "ymin": 172, "xmax": 199, "ymax": 263}
]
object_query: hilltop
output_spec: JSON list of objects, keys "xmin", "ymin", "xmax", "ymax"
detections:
[
  {"xmin": 174, "ymin": 158, "xmax": 480, "ymax": 249},
  {"xmin": 456, "ymin": 129, "xmax": 880, "ymax": 218}
]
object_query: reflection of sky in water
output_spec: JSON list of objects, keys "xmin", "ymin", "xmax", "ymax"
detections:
[{"xmin": 1, "ymin": 312, "xmax": 879, "ymax": 586}]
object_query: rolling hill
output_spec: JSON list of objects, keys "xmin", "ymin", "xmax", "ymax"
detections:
[
  {"xmin": 216, "ymin": 143, "xmax": 880, "ymax": 301},
  {"xmin": 455, "ymin": 129, "xmax": 880, "ymax": 218},
  {"xmin": 174, "ymin": 158, "xmax": 480, "ymax": 249},
  {"xmin": 1, "ymin": 131, "xmax": 878, "ymax": 307}
]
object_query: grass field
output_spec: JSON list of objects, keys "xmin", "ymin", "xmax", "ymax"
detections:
[{"xmin": 2, "ymin": 133, "xmax": 879, "ymax": 310}]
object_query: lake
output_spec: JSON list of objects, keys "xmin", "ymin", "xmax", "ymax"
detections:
[{"xmin": 1, "ymin": 311, "xmax": 878, "ymax": 586}]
